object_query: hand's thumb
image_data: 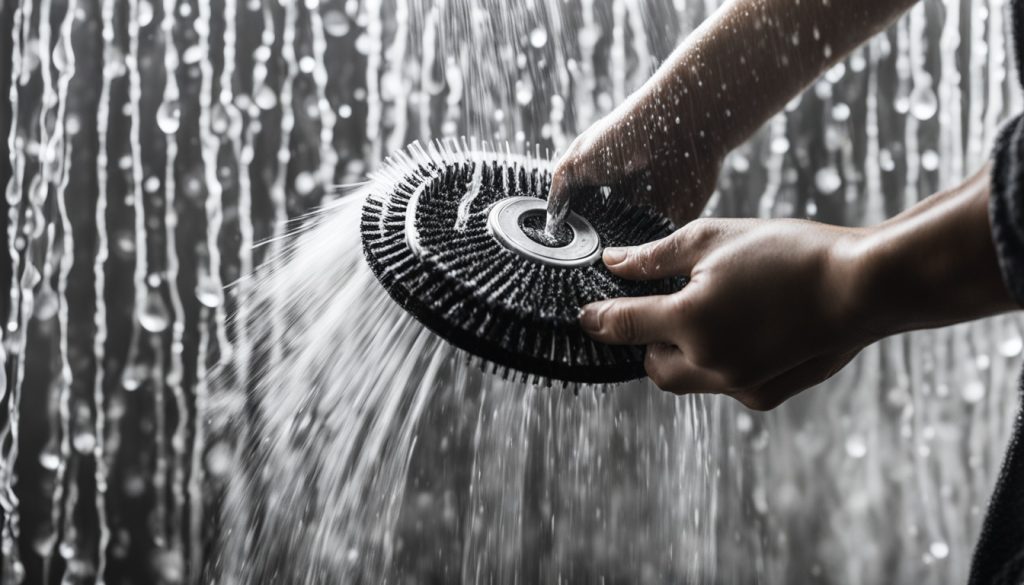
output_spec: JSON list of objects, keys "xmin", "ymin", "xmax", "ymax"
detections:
[{"xmin": 604, "ymin": 220, "xmax": 717, "ymax": 280}]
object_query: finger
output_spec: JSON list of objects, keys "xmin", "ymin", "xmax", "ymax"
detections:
[
  {"xmin": 644, "ymin": 343, "xmax": 730, "ymax": 394},
  {"xmin": 547, "ymin": 133, "xmax": 606, "ymax": 228},
  {"xmin": 603, "ymin": 218, "xmax": 723, "ymax": 281},
  {"xmin": 579, "ymin": 295, "xmax": 679, "ymax": 345},
  {"xmin": 732, "ymin": 350, "xmax": 859, "ymax": 411},
  {"xmin": 546, "ymin": 159, "xmax": 577, "ymax": 229}
]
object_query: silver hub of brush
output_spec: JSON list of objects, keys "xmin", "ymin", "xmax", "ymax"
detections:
[{"xmin": 487, "ymin": 196, "xmax": 602, "ymax": 268}]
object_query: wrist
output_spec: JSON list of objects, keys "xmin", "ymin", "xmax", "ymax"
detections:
[
  {"xmin": 823, "ymin": 227, "xmax": 888, "ymax": 345},
  {"xmin": 843, "ymin": 220, "xmax": 964, "ymax": 340},
  {"xmin": 833, "ymin": 170, "xmax": 1017, "ymax": 341}
]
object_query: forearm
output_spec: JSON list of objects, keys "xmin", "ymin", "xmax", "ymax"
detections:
[
  {"xmin": 841, "ymin": 165, "xmax": 1017, "ymax": 340},
  {"xmin": 642, "ymin": 0, "xmax": 920, "ymax": 155},
  {"xmin": 548, "ymin": 0, "xmax": 920, "ymax": 226}
]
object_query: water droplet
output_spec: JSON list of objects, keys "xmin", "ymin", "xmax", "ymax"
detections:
[
  {"xmin": 183, "ymin": 45, "xmax": 203, "ymax": 65},
  {"xmin": 338, "ymin": 104, "xmax": 353, "ymax": 118},
  {"xmin": 962, "ymin": 381, "xmax": 985, "ymax": 403},
  {"xmin": 814, "ymin": 80, "xmax": 833, "ymax": 100},
  {"xmin": 212, "ymin": 103, "xmax": 230, "ymax": 134},
  {"xmin": 138, "ymin": 0, "xmax": 154, "ymax": 26},
  {"xmin": 104, "ymin": 51, "xmax": 126, "ymax": 78},
  {"xmin": 66, "ymin": 114, "xmax": 82, "ymax": 136},
  {"xmin": 909, "ymin": 86, "xmax": 938, "ymax": 121},
  {"xmin": 21, "ymin": 263, "xmax": 41, "ymax": 289},
  {"xmin": 515, "ymin": 79, "xmax": 534, "ymax": 106},
  {"xmin": 123, "ymin": 472, "xmax": 146, "ymax": 497},
  {"xmin": 354, "ymin": 34, "xmax": 377, "ymax": 55},
  {"xmin": 152, "ymin": 550, "xmax": 185, "ymax": 584},
  {"xmin": 294, "ymin": 172, "xmax": 317, "ymax": 196},
  {"xmin": 157, "ymin": 100, "xmax": 181, "ymax": 134},
  {"xmin": 894, "ymin": 95, "xmax": 910, "ymax": 114},
  {"xmin": 735, "ymin": 412, "xmax": 753, "ymax": 433},
  {"xmin": 380, "ymin": 72, "xmax": 401, "ymax": 99},
  {"xmin": 886, "ymin": 386, "xmax": 910, "ymax": 407},
  {"xmin": 184, "ymin": 173, "xmax": 204, "ymax": 198},
  {"xmin": 814, "ymin": 167, "xmax": 842, "ymax": 194},
  {"xmin": 825, "ymin": 63, "xmax": 845, "ymax": 84},
  {"xmin": 144, "ymin": 176, "xmax": 161, "ymax": 193},
  {"xmin": 115, "ymin": 231, "xmax": 135, "ymax": 257},
  {"xmin": 33, "ymin": 532, "xmax": 57, "ymax": 557},
  {"xmin": 195, "ymin": 277, "xmax": 223, "ymax": 308},
  {"xmin": 39, "ymin": 448, "xmax": 60, "ymax": 471},
  {"xmin": 255, "ymin": 86, "xmax": 278, "ymax": 110},
  {"xmin": 139, "ymin": 288, "xmax": 171, "ymax": 333},
  {"xmin": 323, "ymin": 10, "xmax": 350, "ymax": 37},
  {"xmin": 731, "ymin": 154, "xmax": 750, "ymax": 173},
  {"xmin": 529, "ymin": 27, "xmax": 548, "ymax": 48},
  {"xmin": 849, "ymin": 53, "xmax": 866, "ymax": 72},
  {"xmin": 752, "ymin": 485, "xmax": 769, "ymax": 514},
  {"xmin": 1000, "ymin": 336, "xmax": 1023, "ymax": 357},
  {"xmin": 975, "ymin": 354, "xmax": 991, "ymax": 370},
  {"xmin": 929, "ymin": 541, "xmax": 949, "ymax": 560},
  {"xmin": 121, "ymin": 362, "xmax": 148, "ymax": 391},
  {"xmin": 66, "ymin": 558, "xmax": 96, "ymax": 578},
  {"xmin": 880, "ymin": 148, "xmax": 896, "ymax": 172},
  {"xmin": 921, "ymin": 150, "xmax": 940, "ymax": 172},
  {"xmin": 831, "ymin": 102, "xmax": 851, "ymax": 122},
  {"xmin": 73, "ymin": 431, "xmax": 97, "ymax": 455},
  {"xmin": 33, "ymin": 288, "xmax": 59, "ymax": 321},
  {"xmin": 206, "ymin": 442, "xmax": 233, "ymax": 477},
  {"xmin": 299, "ymin": 55, "xmax": 316, "ymax": 74},
  {"xmin": 845, "ymin": 435, "xmax": 867, "ymax": 458}
]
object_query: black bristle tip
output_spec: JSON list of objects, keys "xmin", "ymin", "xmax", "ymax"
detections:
[{"xmin": 361, "ymin": 143, "xmax": 683, "ymax": 385}]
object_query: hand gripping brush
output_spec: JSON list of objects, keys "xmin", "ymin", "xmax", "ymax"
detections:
[{"xmin": 360, "ymin": 140, "xmax": 683, "ymax": 386}]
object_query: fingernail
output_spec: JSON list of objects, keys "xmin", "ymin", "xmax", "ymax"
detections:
[
  {"xmin": 579, "ymin": 305, "xmax": 603, "ymax": 332},
  {"xmin": 603, "ymin": 247, "xmax": 627, "ymax": 266}
]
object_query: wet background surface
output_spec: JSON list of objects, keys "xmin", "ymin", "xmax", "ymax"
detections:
[{"xmin": 1, "ymin": 0, "xmax": 1024, "ymax": 583}]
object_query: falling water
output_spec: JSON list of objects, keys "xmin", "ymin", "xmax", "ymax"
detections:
[
  {"xmin": 205, "ymin": 193, "xmax": 719, "ymax": 583},
  {"xmin": 2, "ymin": 0, "xmax": 1023, "ymax": 583}
]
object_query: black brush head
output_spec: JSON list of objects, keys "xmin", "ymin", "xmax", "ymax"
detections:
[{"xmin": 360, "ymin": 141, "xmax": 683, "ymax": 385}]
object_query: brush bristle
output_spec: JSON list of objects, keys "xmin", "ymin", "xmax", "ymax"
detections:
[{"xmin": 360, "ymin": 139, "xmax": 683, "ymax": 385}]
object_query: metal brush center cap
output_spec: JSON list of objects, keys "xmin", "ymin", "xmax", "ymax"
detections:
[{"xmin": 487, "ymin": 196, "xmax": 602, "ymax": 268}]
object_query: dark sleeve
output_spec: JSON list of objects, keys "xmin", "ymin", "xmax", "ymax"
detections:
[
  {"xmin": 969, "ymin": 3, "xmax": 1024, "ymax": 584},
  {"xmin": 971, "ymin": 116, "xmax": 1024, "ymax": 585},
  {"xmin": 988, "ymin": 0, "xmax": 1024, "ymax": 305},
  {"xmin": 989, "ymin": 112, "xmax": 1024, "ymax": 306}
]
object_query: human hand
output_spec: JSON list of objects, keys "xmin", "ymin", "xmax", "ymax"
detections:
[
  {"xmin": 579, "ymin": 218, "xmax": 870, "ymax": 410},
  {"xmin": 577, "ymin": 165, "xmax": 1016, "ymax": 410},
  {"xmin": 547, "ymin": 102, "xmax": 724, "ymax": 228}
]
